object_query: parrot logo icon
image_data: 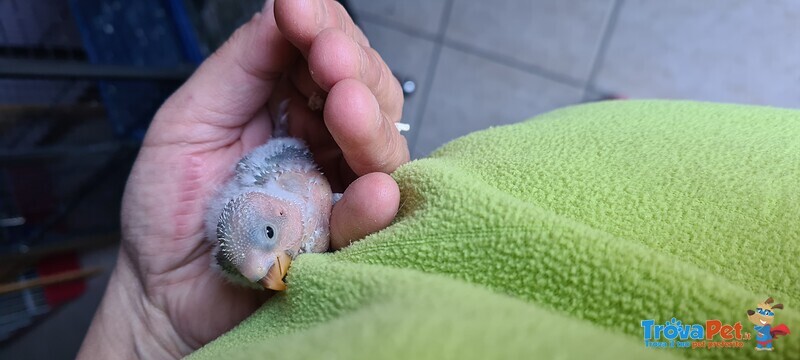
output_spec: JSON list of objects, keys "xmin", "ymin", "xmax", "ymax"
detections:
[{"xmin": 746, "ymin": 297, "xmax": 790, "ymax": 351}]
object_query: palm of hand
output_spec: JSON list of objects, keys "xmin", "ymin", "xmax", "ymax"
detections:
[{"xmin": 121, "ymin": 117, "xmax": 273, "ymax": 348}]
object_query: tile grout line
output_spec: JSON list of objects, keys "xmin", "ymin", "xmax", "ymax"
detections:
[
  {"xmin": 357, "ymin": 2, "xmax": 620, "ymax": 154},
  {"xmin": 582, "ymin": 0, "xmax": 623, "ymax": 101},
  {"xmin": 358, "ymin": 12, "xmax": 439, "ymax": 43},
  {"xmin": 407, "ymin": 0, "xmax": 455, "ymax": 156},
  {"xmin": 442, "ymin": 38, "xmax": 585, "ymax": 88},
  {"xmin": 358, "ymin": 10, "xmax": 585, "ymax": 91}
]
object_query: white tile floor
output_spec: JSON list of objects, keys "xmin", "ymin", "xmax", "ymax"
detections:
[
  {"xmin": 358, "ymin": 21, "xmax": 437, "ymax": 142},
  {"xmin": 446, "ymin": 0, "xmax": 614, "ymax": 81},
  {"xmin": 415, "ymin": 46, "xmax": 582, "ymax": 156},
  {"xmin": 595, "ymin": 0, "xmax": 800, "ymax": 108},
  {"xmin": 353, "ymin": 0, "xmax": 800, "ymax": 157}
]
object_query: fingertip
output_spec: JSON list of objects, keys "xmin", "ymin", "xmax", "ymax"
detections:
[
  {"xmin": 274, "ymin": 0, "xmax": 320, "ymax": 54},
  {"xmin": 325, "ymin": 78, "xmax": 380, "ymax": 146},
  {"xmin": 276, "ymin": 0, "xmax": 367, "ymax": 53},
  {"xmin": 325, "ymin": 78, "xmax": 410, "ymax": 175},
  {"xmin": 307, "ymin": 28, "xmax": 403, "ymax": 122},
  {"xmin": 325, "ymin": 78, "xmax": 409, "ymax": 175},
  {"xmin": 330, "ymin": 172, "xmax": 400, "ymax": 249},
  {"xmin": 308, "ymin": 28, "xmax": 362, "ymax": 91}
]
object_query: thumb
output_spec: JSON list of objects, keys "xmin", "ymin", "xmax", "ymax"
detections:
[{"xmin": 329, "ymin": 172, "xmax": 400, "ymax": 249}]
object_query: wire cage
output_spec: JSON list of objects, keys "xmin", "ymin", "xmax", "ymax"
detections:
[{"xmin": 0, "ymin": 0, "xmax": 268, "ymax": 341}]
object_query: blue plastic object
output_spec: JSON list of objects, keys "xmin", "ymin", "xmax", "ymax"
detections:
[{"xmin": 69, "ymin": 0, "xmax": 204, "ymax": 139}]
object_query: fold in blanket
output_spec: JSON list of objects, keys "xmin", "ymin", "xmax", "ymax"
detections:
[{"xmin": 190, "ymin": 100, "xmax": 799, "ymax": 359}]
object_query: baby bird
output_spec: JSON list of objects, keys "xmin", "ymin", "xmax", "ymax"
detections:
[
  {"xmin": 206, "ymin": 100, "xmax": 409, "ymax": 291},
  {"xmin": 205, "ymin": 135, "xmax": 335, "ymax": 291}
]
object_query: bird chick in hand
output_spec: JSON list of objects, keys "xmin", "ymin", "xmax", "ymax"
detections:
[
  {"xmin": 206, "ymin": 96, "xmax": 409, "ymax": 291},
  {"xmin": 205, "ymin": 134, "xmax": 337, "ymax": 291}
]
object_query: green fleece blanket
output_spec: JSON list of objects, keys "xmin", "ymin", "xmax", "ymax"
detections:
[{"xmin": 189, "ymin": 100, "xmax": 799, "ymax": 359}]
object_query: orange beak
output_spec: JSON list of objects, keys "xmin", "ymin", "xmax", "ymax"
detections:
[{"xmin": 260, "ymin": 252, "xmax": 292, "ymax": 291}]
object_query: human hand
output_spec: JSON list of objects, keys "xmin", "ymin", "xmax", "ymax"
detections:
[{"xmin": 78, "ymin": 0, "xmax": 408, "ymax": 358}]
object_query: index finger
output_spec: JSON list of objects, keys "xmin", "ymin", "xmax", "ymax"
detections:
[{"xmin": 274, "ymin": 0, "xmax": 369, "ymax": 56}]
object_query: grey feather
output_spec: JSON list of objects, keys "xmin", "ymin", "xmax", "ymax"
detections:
[{"xmin": 205, "ymin": 137, "xmax": 320, "ymax": 283}]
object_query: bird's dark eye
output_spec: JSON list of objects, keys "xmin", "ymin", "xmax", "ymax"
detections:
[{"xmin": 265, "ymin": 225, "xmax": 275, "ymax": 239}]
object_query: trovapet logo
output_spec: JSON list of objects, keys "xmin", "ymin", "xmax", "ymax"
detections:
[
  {"xmin": 640, "ymin": 318, "xmax": 749, "ymax": 349},
  {"xmin": 745, "ymin": 297, "xmax": 791, "ymax": 351},
  {"xmin": 640, "ymin": 296, "xmax": 792, "ymax": 351}
]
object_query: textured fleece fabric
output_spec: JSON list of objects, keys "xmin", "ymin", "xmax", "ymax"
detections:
[{"xmin": 189, "ymin": 100, "xmax": 799, "ymax": 359}]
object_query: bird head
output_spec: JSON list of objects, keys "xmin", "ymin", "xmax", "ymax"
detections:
[{"xmin": 216, "ymin": 191, "xmax": 302, "ymax": 290}]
